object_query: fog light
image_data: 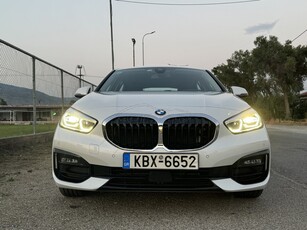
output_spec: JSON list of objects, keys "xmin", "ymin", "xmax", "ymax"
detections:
[
  {"xmin": 55, "ymin": 152, "xmax": 88, "ymax": 167},
  {"xmin": 53, "ymin": 150, "xmax": 91, "ymax": 183},
  {"xmin": 60, "ymin": 157, "xmax": 79, "ymax": 164},
  {"xmin": 243, "ymin": 158, "xmax": 262, "ymax": 166},
  {"xmin": 236, "ymin": 153, "xmax": 268, "ymax": 168},
  {"xmin": 232, "ymin": 152, "xmax": 269, "ymax": 185}
]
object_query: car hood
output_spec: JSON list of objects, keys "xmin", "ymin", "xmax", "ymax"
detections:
[{"xmin": 72, "ymin": 92, "xmax": 250, "ymax": 122}]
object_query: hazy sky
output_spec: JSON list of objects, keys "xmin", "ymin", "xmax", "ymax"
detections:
[{"xmin": 1, "ymin": 0, "xmax": 307, "ymax": 86}]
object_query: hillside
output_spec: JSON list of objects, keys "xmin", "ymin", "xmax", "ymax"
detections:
[{"xmin": 0, "ymin": 83, "xmax": 75, "ymax": 105}]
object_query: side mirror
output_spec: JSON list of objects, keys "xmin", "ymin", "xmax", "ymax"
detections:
[
  {"xmin": 74, "ymin": 86, "xmax": 91, "ymax": 98},
  {"xmin": 231, "ymin": 86, "xmax": 248, "ymax": 98}
]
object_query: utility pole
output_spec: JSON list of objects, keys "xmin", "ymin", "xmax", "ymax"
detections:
[
  {"xmin": 109, "ymin": 0, "xmax": 115, "ymax": 70},
  {"xmin": 77, "ymin": 65, "xmax": 84, "ymax": 87},
  {"xmin": 132, "ymin": 38, "xmax": 136, "ymax": 67}
]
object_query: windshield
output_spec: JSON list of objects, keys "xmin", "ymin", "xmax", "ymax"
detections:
[{"xmin": 98, "ymin": 67, "xmax": 224, "ymax": 93}]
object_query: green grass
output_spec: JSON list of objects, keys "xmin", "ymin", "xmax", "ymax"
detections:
[{"xmin": 0, "ymin": 124, "xmax": 57, "ymax": 138}]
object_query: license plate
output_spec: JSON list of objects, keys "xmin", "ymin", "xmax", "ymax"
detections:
[{"xmin": 123, "ymin": 153, "xmax": 198, "ymax": 170}]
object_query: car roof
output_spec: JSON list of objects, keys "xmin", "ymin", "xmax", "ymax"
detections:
[{"xmin": 114, "ymin": 66, "xmax": 209, "ymax": 72}]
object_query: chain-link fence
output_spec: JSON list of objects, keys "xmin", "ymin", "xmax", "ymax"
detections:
[{"xmin": 0, "ymin": 39, "xmax": 97, "ymax": 138}]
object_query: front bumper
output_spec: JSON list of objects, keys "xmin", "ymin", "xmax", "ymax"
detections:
[
  {"xmin": 52, "ymin": 120, "xmax": 271, "ymax": 192},
  {"xmin": 53, "ymin": 148, "xmax": 270, "ymax": 192}
]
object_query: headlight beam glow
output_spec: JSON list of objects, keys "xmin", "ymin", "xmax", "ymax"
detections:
[
  {"xmin": 225, "ymin": 109, "xmax": 263, "ymax": 134},
  {"xmin": 60, "ymin": 108, "xmax": 97, "ymax": 133}
]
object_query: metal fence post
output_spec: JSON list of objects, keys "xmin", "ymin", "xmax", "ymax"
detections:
[
  {"xmin": 32, "ymin": 57, "xmax": 36, "ymax": 134},
  {"xmin": 61, "ymin": 70, "xmax": 64, "ymax": 115},
  {"xmin": 0, "ymin": 39, "xmax": 98, "ymax": 138}
]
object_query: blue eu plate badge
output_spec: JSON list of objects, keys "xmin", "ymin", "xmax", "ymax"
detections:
[{"xmin": 123, "ymin": 153, "xmax": 130, "ymax": 169}]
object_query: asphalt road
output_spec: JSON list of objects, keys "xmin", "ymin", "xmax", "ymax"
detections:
[{"xmin": 0, "ymin": 125, "xmax": 306, "ymax": 230}]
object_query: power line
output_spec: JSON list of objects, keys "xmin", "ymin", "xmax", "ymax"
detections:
[
  {"xmin": 292, "ymin": 29, "xmax": 307, "ymax": 42},
  {"xmin": 115, "ymin": 0, "xmax": 260, "ymax": 6},
  {"xmin": 84, "ymin": 75, "xmax": 103, "ymax": 78}
]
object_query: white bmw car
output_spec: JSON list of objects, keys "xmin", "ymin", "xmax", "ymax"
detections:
[{"xmin": 52, "ymin": 67, "xmax": 270, "ymax": 198}]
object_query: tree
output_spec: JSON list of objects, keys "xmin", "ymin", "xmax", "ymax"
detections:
[
  {"xmin": 212, "ymin": 50, "xmax": 262, "ymax": 104},
  {"xmin": 252, "ymin": 36, "xmax": 306, "ymax": 119},
  {"xmin": 213, "ymin": 35, "xmax": 307, "ymax": 120}
]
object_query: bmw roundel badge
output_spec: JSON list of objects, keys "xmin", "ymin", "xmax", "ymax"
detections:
[{"xmin": 155, "ymin": 109, "xmax": 166, "ymax": 116}]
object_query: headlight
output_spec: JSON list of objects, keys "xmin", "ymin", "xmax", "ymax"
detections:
[
  {"xmin": 60, "ymin": 108, "xmax": 97, "ymax": 133},
  {"xmin": 224, "ymin": 108, "xmax": 263, "ymax": 134}
]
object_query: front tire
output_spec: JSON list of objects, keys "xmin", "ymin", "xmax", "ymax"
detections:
[
  {"xmin": 59, "ymin": 188, "xmax": 85, "ymax": 197},
  {"xmin": 234, "ymin": 189, "xmax": 263, "ymax": 198}
]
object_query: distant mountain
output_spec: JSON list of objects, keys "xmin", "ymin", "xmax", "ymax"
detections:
[{"xmin": 0, "ymin": 83, "xmax": 76, "ymax": 106}]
